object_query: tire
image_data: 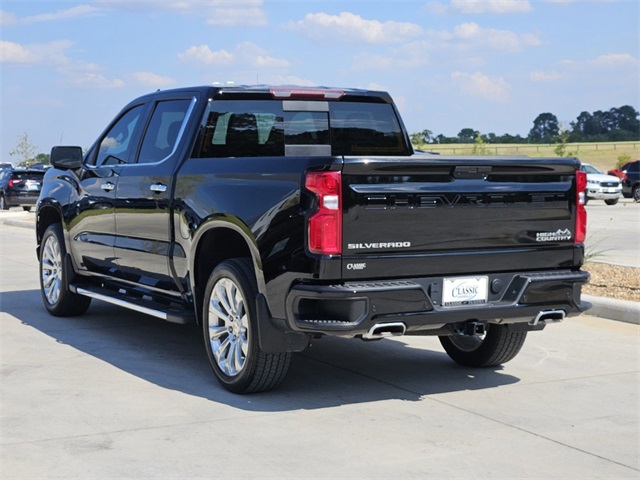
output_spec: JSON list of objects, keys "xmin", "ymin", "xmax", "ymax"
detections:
[
  {"xmin": 439, "ymin": 324, "xmax": 527, "ymax": 367},
  {"xmin": 0, "ymin": 194, "xmax": 8, "ymax": 210},
  {"xmin": 39, "ymin": 223, "xmax": 92, "ymax": 316},
  {"xmin": 604, "ymin": 198, "xmax": 619, "ymax": 206},
  {"xmin": 203, "ymin": 258, "xmax": 291, "ymax": 393},
  {"xmin": 22, "ymin": 206, "xmax": 31, "ymax": 212},
  {"xmin": 633, "ymin": 185, "xmax": 640, "ymax": 203},
  {"xmin": 583, "ymin": 196, "xmax": 589, "ymax": 205}
]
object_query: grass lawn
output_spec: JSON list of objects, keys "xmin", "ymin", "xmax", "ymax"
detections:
[{"xmin": 414, "ymin": 141, "xmax": 640, "ymax": 172}]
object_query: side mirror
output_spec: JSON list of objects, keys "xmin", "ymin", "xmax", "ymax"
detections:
[{"xmin": 50, "ymin": 146, "xmax": 83, "ymax": 170}]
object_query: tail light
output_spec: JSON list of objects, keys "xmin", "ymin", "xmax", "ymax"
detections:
[
  {"xmin": 305, "ymin": 171, "xmax": 342, "ymax": 255},
  {"xmin": 575, "ymin": 170, "xmax": 587, "ymax": 244}
]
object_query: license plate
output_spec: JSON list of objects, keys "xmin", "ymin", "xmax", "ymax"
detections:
[
  {"xmin": 443, "ymin": 276, "xmax": 488, "ymax": 306},
  {"xmin": 27, "ymin": 182, "xmax": 40, "ymax": 191},
  {"xmin": 607, "ymin": 188, "xmax": 618, "ymax": 193}
]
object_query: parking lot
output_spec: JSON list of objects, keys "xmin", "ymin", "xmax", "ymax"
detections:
[{"xmin": 1, "ymin": 207, "xmax": 639, "ymax": 479}]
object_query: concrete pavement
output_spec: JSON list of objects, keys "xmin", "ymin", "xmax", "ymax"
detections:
[{"xmin": 1, "ymin": 221, "xmax": 639, "ymax": 478}]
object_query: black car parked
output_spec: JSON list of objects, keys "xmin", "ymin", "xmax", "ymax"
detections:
[
  {"xmin": 0, "ymin": 168, "xmax": 45, "ymax": 211},
  {"xmin": 620, "ymin": 160, "xmax": 640, "ymax": 201}
]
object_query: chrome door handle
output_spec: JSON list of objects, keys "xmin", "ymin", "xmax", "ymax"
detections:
[
  {"xmin": 100, "ymin": 182, "xmax": 115, "ymax": 191},
  {"xmin": 150, "ymin": 183, "xmax": 167, "ymax": 193}
]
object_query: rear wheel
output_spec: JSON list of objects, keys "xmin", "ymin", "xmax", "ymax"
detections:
[
  {"xmin": 633, "ymin": 185, "xmax": 640, "ymax": 202},
  {"xmin": 203, "ymin": 258, "xmax": 291, "ymax": 393},
  {"xmin": 39, "ymin": 223, "xmax": 91, "ymax": 316},
  {"xmin": 439, "ymin": 324, "xmax": 527, "ymax": 367},
  {"xmin": 604, "ymin": 198, "xmax": 619, "ymax": 206}
]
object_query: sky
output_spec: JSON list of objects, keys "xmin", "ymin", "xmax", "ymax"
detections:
[{"xmin": 1, "ymin": 0, "xmax": 638, "ymax": 164}]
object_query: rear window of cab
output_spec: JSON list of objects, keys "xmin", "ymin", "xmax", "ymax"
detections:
[{"xmin": 195, "ymin": 100, "xmax": 409, "ymax": 158}]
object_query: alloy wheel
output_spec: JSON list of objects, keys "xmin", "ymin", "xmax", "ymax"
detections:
[
  {"xmin": 41, "ymin": 233, "xmax": 63, "ymax": 305},
  {"xmin": 207, "ymin": 277, "xmax": 249, "ymax": 377}
]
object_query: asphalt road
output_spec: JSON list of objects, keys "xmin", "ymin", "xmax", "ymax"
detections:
[{"xmin": 1, "ymin": 221, "xmax": 639, "ymax": 479}]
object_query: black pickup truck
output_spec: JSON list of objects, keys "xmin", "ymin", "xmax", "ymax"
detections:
[{"xmin": 36, "ymin": 85, "xmax": 590, "ymax": 393}]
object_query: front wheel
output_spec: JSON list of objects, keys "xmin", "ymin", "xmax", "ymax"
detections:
[
  {"xmin": 203, "ymin": 258, "xmax": 291, "ymax": 393},
  {"xmin": 439, "ymin": 324, "xmax": 527, "ymax": 367},
  {"xmin": 605, "ymin": 198, "xmax": 619, "ymax": 206},
  {"xmin": 39, "ymin": 223, "xmax": 92, "ymax": 316}
]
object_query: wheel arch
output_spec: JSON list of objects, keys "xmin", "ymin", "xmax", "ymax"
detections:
[
  {"xmin": 36, "ymin": 202, "xmax": 64, "ymax": 259},
  {"xmin": 190, "ymin": 217, "xmax": 264, "ymax": 324}
]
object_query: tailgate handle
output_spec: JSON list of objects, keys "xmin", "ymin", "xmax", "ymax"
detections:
[{"xmin": 453, "ymin": 166, "xmax": 491, "ymax": 179}]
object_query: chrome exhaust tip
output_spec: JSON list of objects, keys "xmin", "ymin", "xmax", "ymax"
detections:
[
  {"xmin": 530, "ymin": 309, "xmax": 566, "ymax": 326},
  {"xmin": 363, "ymin": 322, "xmax": 406, "ymax": 340}
]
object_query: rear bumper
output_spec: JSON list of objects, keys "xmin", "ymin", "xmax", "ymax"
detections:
[
  {"xmin": 6, "ymin": 192, "xmax": 39, "ymax": 207},
  {"xmin": 285, "ymin": 269, "xmax": 590, "ymax": 337}
]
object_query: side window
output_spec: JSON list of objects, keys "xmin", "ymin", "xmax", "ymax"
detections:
[
  {"xmin": 95, "ymin": 105, "xmax": 145, "ymax": 166},
  {"xmin": 197, "ymin": 100, "xmax": 284, "ymax": 158},
  {"xmin": 137, "ymin": 99, "xmax": 192, "ymax": 164}
]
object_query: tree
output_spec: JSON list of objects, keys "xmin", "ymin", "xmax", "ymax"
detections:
[
  {"xmin": 609, "ymin": 105, "xmax": 639, "ymax": 136},
  {"xmin": 457, "ymin": 128, "xmax": 476, "ymax": 143},
  {"xmin": 528, "ymin": 113, "xmax": 559, "ymax": 143},
  {"xmin": 472, "ymin": 133, "xmax": 491, "ymax": 155},
  {"xmin": 9, "ymin": 132, "xmax": 39, "ymax": 167},
  {"xmin": 409, "ymin": 129, "xmax": 434, "ymax": 145},
  {"xmin": 554, "ymin": 129, "xmax": 574, "ymax": 157}
]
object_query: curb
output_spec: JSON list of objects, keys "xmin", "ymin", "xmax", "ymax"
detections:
[
  {"xmin": 2, "ymin": 219, "xmax": 35, "ymax": 230},
  {"xmin": 583, "ymin": 294, "xmax": 640, "ymax": 325}
]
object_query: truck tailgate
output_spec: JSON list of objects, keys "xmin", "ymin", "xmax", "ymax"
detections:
[{"xmin": 341, "ymin": 155, "xmax": 581, "ymax": 279}]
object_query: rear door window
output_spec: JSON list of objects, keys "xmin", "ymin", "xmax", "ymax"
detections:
[{"xmin": 137, "ymin": 99, "xmax": 192, "ymax": 164}]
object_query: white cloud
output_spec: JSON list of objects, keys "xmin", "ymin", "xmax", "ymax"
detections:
[
  {"xmin": 2, "ymin": 5, "xmax": 102, "ymax": 26},
  {"xmin": 236, "ymin": 41, "xmax": 290, "ymax": 68},
  {"xmin": 1, "ymin": 39, "xmax": 124, "ymax": 88},
  {"xmin": 178, "ymin": 45, "xmax": 234, "ymax": 65},
  {"xmin": 589, "ymin": 53, "xmax": 637, "ymax": 66},
  {"xmin": 0, "ymin": 40, "xmax": 73, "ymax": 65},
  {"xmin": 287, "ymin": 12, "xmax": 423, "ymax": 44},
  {"xmin": 428, "ymin": 0, "xmax": 532, "ymax": 14},
  {"xmin": 431, "ymin": 22, "xmax": 542, "ymax": 52},
  {"xmin": 451, "ymin": 71, "xmax": 510, "ymax": 101},
  {"xmin": 559, "ymin": 53, "xmax": 638, "ymax": 70},
  {"xmin": 22, "ymin": 5, "xmax": 102, "ymax": 24},
  {"xmin": 451, "ymin": 0, "xmax": 532, "ymax": 14},
  {"xmin": 205, "ymin": 5, "xmax": 267, "ymax": 27},
  {"xmin": 57, "ymin": 59, "xmax": 125, "ymax": 88},
  {"xmin": 178, "ymin": 42, "xmax": 289, "ymax": 69},
  {"xmin": 131, "ymin": 71, "xmax": 175, "ymax": 87},
  {"xmin": 95, "ymin": 0, "xmax": 267, "ymax": 26},
  {"xmin": 1, "ymin": 10, "xmax": 18, "ymax": 26},
  {"xmin": 68, "ymin": 72, "xmax": 125, "ymax": 88},
  {"xmin": 352, "ymin": 41, "xmax": 432, "ymax": 71},
  {"xmin": 0, "ymin": 41, "xmax": 40, "ymax": 63},
  {"xmin": 530, "ymin": 70, "xmax": 564, "ymax": 82}
]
